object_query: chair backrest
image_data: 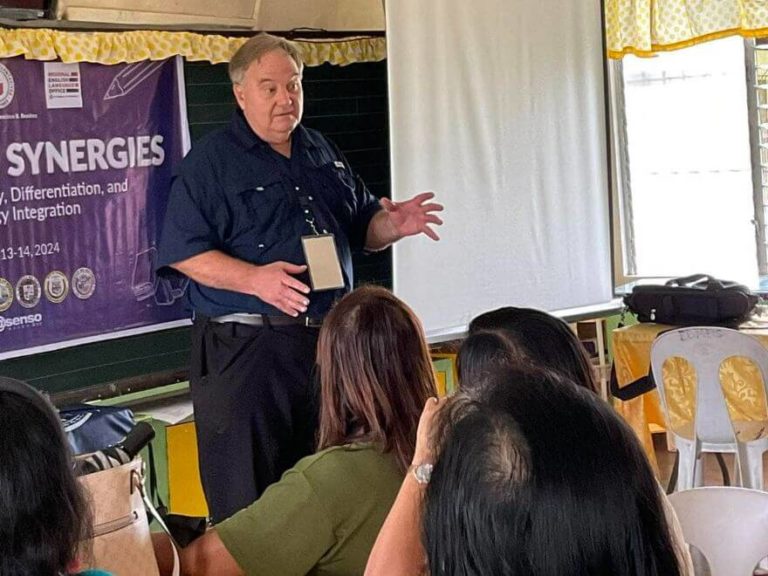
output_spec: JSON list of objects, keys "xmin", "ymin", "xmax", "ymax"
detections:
[
  {"xmin": 668, "ymin": 487, "xmax": 768, "ymax": 576},
  {"xmin": 650, "ymin": 327, "xmax": 768, "ymax": 445}
]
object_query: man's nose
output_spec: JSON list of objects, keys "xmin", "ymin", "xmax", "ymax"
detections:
[{"xmin": 276, "ymin": 87, "xmax": 293, "ymax": 106}]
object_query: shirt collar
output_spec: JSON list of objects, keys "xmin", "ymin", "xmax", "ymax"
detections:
[
  {"xmin": 230, "ymin": 109, "xmax": 317, "ymax": 154},
  {"xmin": 231, "ymin": 109, "xmax": 269, "ymax": 150}
]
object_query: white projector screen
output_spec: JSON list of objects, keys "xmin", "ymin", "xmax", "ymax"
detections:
[{"xmin": 386, "ymin": 0, "xmax": 613, "ymax": 340}]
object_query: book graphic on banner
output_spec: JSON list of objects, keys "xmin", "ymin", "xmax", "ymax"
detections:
[
  {"xmin": 132, "ymin": 247, "xmax": 158, "ymax": 301},
  {"xmin": 132, "ymin": 247, "xmax": 188, "ymax": 305},
  {"xmin": 104, "ymin": 61, "xmax": 164, "ymax": 101}
]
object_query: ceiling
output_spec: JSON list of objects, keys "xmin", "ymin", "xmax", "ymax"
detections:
[{"xmin": 52, "ymin": 0, "xmax": 386, "ymax": 31}]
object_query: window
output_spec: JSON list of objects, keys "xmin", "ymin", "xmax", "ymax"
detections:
[
  {"xmin": 751, "ymin": 40, "xmax": 768, "ymax": 276},
  {"xmin": 612, "ymin": 37, "xmax": 765, "ymax": 287}
]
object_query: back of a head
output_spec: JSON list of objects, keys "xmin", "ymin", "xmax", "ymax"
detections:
[
  {"xmin": 465, "ymin": 306, "xmax": 598, "ymax": 394},
  {"xmin": 424, "ymin": 368, "xmax": 681, "ymax": 576},
  {"xmin": 456, "ymin": 330, "xmax": 517, "ymax": 397},
  {"xmin": 0, "ymin": 377, "xmax": 90, "ymax": 576},
  {"xmin": 316, "ymin": 285, "xmax": 436, "ymax": 472}
]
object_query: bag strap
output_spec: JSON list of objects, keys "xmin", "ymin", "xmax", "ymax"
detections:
[
  {"xmin": 609, "ymin": 327, "xmax": 683, "ymax": 401},
  {"xmin": 146, "ymin": 441, "xmax": 168, "ymax": 514},
  {"xmin": 609, "ymin": 364, "xmax": 657, "ymax": 400},
  {"xmin": 666, "ymin": 274, "xmax": 721, "ymax": 289},
  {"xmin": 137, "ymin": 468, "xmax": 180, "ymax": 576}
]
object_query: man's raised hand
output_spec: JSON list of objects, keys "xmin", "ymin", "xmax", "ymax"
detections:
[{"xmin": 381, "ymin": 192, "xmax": 444, "ymax": 241}]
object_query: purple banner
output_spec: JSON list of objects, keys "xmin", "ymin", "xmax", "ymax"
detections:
[{"xmin": 0, "ymin": 57, "xmax": 189, "ymax": 359}]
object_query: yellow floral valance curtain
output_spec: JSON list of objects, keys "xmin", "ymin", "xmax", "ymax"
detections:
[
  {"xmin": 606, "ymin": 0, "xmax": 768, "ymax": 59},
  {"xmin": 0, "ymin": 28, "xmax": 386, "ymax": 66}
]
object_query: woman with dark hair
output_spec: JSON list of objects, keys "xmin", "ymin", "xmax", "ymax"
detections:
[
  {"xmin": 366, "ymin": 306, "xmax": 599, "ymax": 576},
  {"xmin": 459, "ymin": 306, "xmax": 599, "ymax": 394},
  {"xmin": 424, "ymin": 368, "xmax": 688, "ymax": 575},
  {"xmin": 173, "ymin": 285, "xmax": 437, "ymax": 576},
  {"xmin": 367, "ymin": 369, "xmax": 692, "ymax": 575},
  {"xmin": 0, "ymin": 377, "xmax": 111, "ymax": 576}
]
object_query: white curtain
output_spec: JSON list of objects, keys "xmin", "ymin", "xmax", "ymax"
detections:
[{"xmin": 386, "ymin": 0, "xmax": 613, "ymax": 339}]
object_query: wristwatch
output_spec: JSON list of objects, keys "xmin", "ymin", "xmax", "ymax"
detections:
[{"xmin": 410, "ymin": 462, "xmax": 434, "ymax": 485}]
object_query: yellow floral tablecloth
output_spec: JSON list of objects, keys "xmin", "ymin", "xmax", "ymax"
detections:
[{"xmin": 612, "ymin": 323, "xmax": 768, "ymax": 473}]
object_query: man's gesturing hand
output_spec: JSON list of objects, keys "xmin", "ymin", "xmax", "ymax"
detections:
[
  {"xmin": 252, "ymin": 262, "xmax": 311, "ymax": 316},
  {"xmin": 381, "ymin": 191, "xmax": 444, "ymax": 241}
]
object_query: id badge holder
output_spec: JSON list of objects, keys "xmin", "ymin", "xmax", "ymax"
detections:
[{"xmin": 301, "ymin": 234, "xmax": 345, "ymax": 291}]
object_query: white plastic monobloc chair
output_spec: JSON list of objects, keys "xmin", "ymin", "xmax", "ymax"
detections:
[
  {"xmin": 650, "ymin": 326, "xmax": 768, "ymax": 491},
  {"xmin": 669, "ymin": 487, "xmax": 768, "ymax": 576}
]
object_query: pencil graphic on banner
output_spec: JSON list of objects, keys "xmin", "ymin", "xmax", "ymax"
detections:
[{"xmin": 104, "ymin": 61, "xmax": 165, "ymax": 100}]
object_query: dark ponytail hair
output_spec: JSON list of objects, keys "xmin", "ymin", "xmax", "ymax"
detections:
[
  {"xmin": 460, "ymin": 306, "xmax": 598, "ymax": 394},
  {"xmin": 0, "ymin": 377, "xmax": 91, "ymax": 576},
  {"xmin": 424, "ymin": 368, "xmax": 682, "ymax": 576}
]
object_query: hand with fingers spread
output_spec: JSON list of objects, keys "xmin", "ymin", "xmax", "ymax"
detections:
[
  {"xmin": 251, "ymin": 261, "xmax": 311, "ymax": 317},
  {"xmin": 365, "ymin": 191, "xmax": 444, "ymax": 251},
  {"xmin": 382, "ymin": 191, "xmax": 444, "ymax": 242}
]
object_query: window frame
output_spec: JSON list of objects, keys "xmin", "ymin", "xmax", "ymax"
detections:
[{"xmin": 608, "ymin": 38, "xmax": 768, "ymax": 286}]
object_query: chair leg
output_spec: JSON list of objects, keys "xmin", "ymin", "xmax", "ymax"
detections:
[
  {"xmin": 693, "ymin": 453, "xmax": 706, "ymax": 488},
  {"xmin": 666, "ymin": 453, "xmax": 679, "ymax": 494},
  {"xmin": 734, "ymin": 457, "xmax": 743, "ymax": 486},
  {"xmin": 676, "ymin": 440, "xmax": 698, "ymax": 491},
  {"xmin": 714, "ymin": 453, "xmax": 730, "ymax": 486},
  {"xmin": 737, "ymin": 443, "xmax": 765, "ymax": 490}
]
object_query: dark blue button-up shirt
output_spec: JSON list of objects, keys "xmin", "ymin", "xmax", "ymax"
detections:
[{"xmin": 157, "ymin": 110, "xmax": 381, "ymax": 317}]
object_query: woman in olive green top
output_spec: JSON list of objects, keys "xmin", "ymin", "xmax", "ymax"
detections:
[{"xmin": 173, "ymin": 286, "xmax": 437, "ymax": 576}]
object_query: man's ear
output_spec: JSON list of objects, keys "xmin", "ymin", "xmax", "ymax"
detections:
[{"xmin": 233, "ymin": 83, "xmax": 245, "ymax": 110}]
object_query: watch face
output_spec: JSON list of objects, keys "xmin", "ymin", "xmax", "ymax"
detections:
[{"xmin": 414, "ymin": 463, "xmax": 434, "ymax": 484}]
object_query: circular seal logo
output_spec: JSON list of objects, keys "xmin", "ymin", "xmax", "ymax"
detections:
[
  {"xmin": 72, "ymin": 267, "xmax": 96, "ymax": 300},
  {"xmin": 0, "ymin": 64, "xmax": 15, "ymax": 110},
  {"xmin": 44, "ymin": 270, "xmax": 69, "ymax": 304},
  {"xmin": 15, "ymin": 275, "xmax": 41, "ymax": 309},
  {"xmin": 0, "ymin": 277, "xmax": 13, "ymax": 312}
]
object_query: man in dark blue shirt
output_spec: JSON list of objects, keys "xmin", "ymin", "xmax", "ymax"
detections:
[{"xmin": 158, "ymin": 33, "xmax": 443, "ymax": 522}]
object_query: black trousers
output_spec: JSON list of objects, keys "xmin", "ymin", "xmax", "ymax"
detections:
[{"xmin": 189, "ymin": 316, "xmax": 320, "ymax": 523}]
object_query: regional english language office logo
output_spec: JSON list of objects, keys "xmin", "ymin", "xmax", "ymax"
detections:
[{"xmin": 0, "ymin": 64, "xmax": 15, "ymax": 109}]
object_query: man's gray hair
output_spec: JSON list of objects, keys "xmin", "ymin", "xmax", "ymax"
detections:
[{"xmin": 228, "ymin": 33, "xmax": 304, "ymax": 85}]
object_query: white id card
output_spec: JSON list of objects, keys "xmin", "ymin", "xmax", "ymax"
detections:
[{"xmin": 301, "ymin": 234, "xmax": 345, "ymax": 291}]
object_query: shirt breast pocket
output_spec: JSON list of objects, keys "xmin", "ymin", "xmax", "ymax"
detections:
[
  {"xmin": 314, "ymin": 163, "xmax": 358, "ymax": 220},
  {"xmin": 236, "ymin": 181, "xmax": 292, "ymax": 240},
  {"xmin": 320, "ymin": 162, "xmax": 356, "ymax": 193}
]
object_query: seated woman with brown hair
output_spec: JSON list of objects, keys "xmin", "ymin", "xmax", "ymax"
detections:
[{"xmin": 173, "ymin": 285, "xmax": 437, "ymax": 576}]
